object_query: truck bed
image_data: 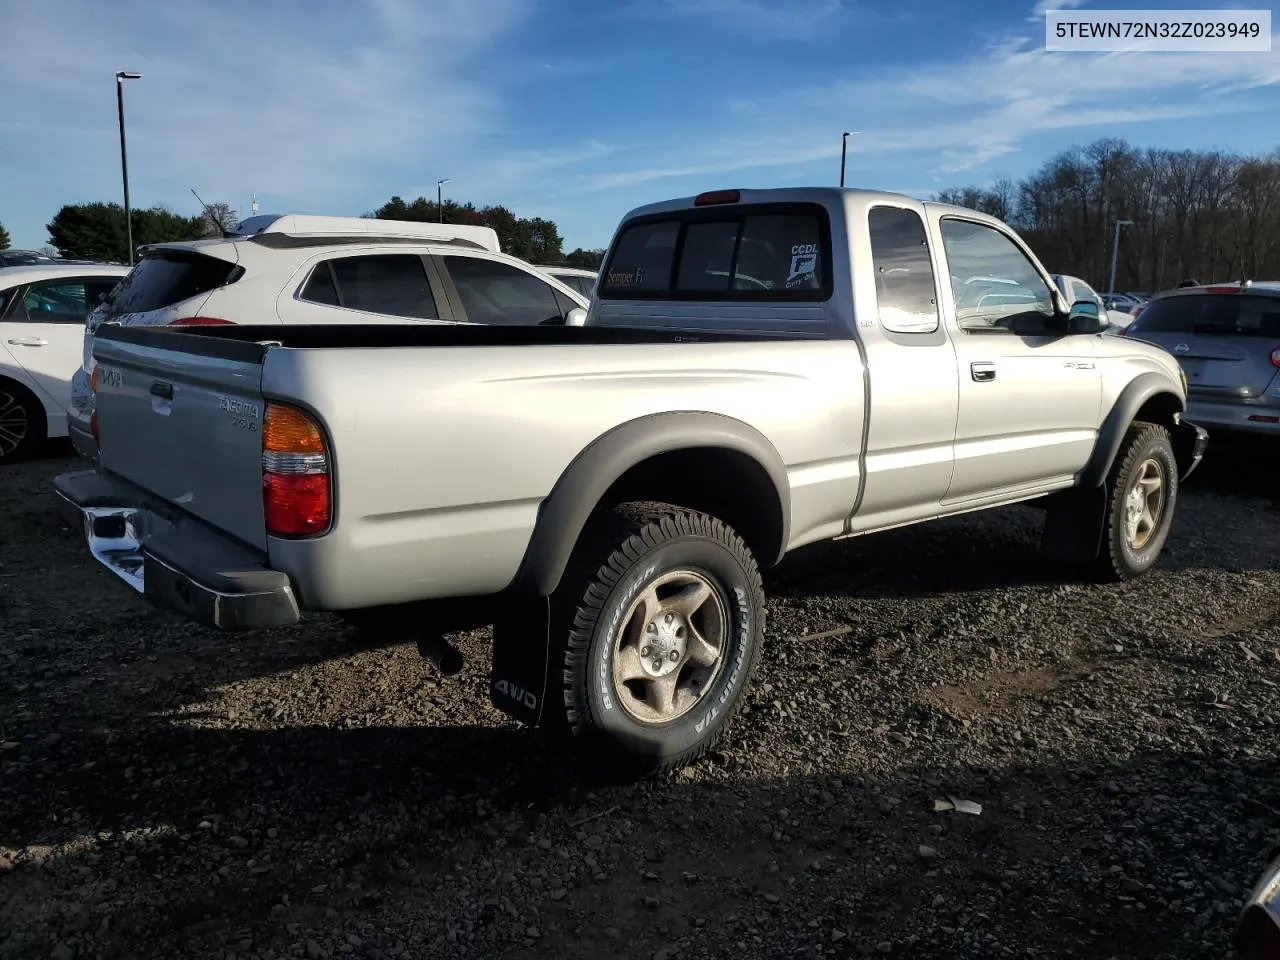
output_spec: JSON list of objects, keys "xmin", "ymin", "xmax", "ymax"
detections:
[
  {"xmin": 98, "ymin": 322, "xmax": 817, "ymax": 358},
  {"xmin": 85, "ymin": 322, "xmax": 865, "ymax": 611}
]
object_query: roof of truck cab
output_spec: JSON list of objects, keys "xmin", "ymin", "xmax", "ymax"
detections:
[{"xmin": 615, "ymin": 186, "xmax": 1008, "ymax": 227}]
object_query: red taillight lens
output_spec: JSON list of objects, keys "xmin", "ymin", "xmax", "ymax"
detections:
[
  {"xmin": 1270, "ymin": 347, "xmax": 1280, "ymax": 369},
  {"xmin": 262, "ymin": 473, "xmax": 331, "ymax": 536},
  {"xmin": 170, "ymin": 316, "xmax": 234, "ymax": 326},
  {"xmin": 261, "ymin": 402, "xmax": 331, "ymax": 537}
]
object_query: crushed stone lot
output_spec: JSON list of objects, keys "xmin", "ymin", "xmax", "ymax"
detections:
[{"xmin": 1, "ymin": 443, "xmax": 1278, "ymax": 960}]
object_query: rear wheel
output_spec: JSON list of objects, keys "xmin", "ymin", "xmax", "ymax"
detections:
[
  {"xmin": 1094, "ymin": 421, "xmax": 1178, "ymax": 581},
  {"xmin": 0, "ymin": 380, "xmax": 45, "ymax": 464},
  {"xmin": 554, "ymin": 501, "xmax": 766, "ymax": 777}
]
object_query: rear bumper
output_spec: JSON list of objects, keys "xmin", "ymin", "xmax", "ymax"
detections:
[
  {"xmin": 1185, "ymin": 397, "xmax": 1280, "ymax": 438},
  {"xmin": 53, "ymin": 469, "xmax": 300, "ymax": 631},
  {"xmin": 66, "ymin": 416, "xmax": 98, "ymax": 463},
  {"xmin": 1236, "ymin": 854, "xmax": 1280, "ymax": 953},
  {"xmin": 66, "ymin": 369, "xmax": 98, "ymax": 461},
  {"xmin": 1174, "ymin": 418, "xmax": 1210, "ymax": 480}
]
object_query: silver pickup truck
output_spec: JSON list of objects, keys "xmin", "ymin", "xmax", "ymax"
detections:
[{"xmin": 54, "ymin": 187, "xmax": 1208, "ymax": 776}]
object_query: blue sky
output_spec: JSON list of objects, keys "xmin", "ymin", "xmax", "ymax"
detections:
[{"xmin": 2, "ymin": 0, "xmax": 1278, "ymax": 254}]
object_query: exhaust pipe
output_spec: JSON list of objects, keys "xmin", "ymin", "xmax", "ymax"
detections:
[{"xmin": 416, "ymin": 633, "xmax": 464, "ymax": 677}]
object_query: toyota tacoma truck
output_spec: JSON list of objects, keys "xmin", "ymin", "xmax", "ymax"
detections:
[{"xmin": 53, "ymin": 187, "xmax": 1208, "ymax": 776}]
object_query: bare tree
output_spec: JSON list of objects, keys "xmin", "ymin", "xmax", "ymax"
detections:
[
  {"xmin": 199, "ymin": 202, "xmax": 239, "ymax": 237},
  {"xmin": 936, "ymin": 139, "xmax": 1280, "ymax": 292}
]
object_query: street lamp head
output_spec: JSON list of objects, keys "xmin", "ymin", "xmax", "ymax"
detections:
[
  {"xmin": 116, "ymin": 71, "xmax": 142, "ymax": 81},
  {"xmin": 438, "ymin": 178, "xmax": 451, "ymax": 186}
]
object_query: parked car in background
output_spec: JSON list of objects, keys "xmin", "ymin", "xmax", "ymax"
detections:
[
  {"xmin": 0, "ymin": 263, "xmax": 129, "ymax": 462},
  {"xmin": 55, "ymin": 186, "xmax": 1204, "ymax": 775},
  {"xmin": 67, "ymin": 215, "xmax": 591, "ymax": 462},
  {"xmin": 1120, "ymin": 280, "xmax": 1280, "ymax": 441},
  {"xmin": 1, "ymin": 250, "xmax": 59, "ymax": 269},
  {"xmin": 536, "ymin": 265, "xmax": 597, "ymax": 298},
  {"xmin": 1103, "ymin": 293, "xmax": 1141, "ymax": 313}
]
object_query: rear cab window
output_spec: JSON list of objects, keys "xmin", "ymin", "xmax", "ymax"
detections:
[
  {"xmin": 103, "ymin": 251, "xmax": 240, "ymax": 320},
  {"xmin": 1130, "ymin": 294, "xmax": 1280, "ymax": 337},
  {"xmin": 598, "ymin": 203, "xmax": 831, "ymax": 301}
]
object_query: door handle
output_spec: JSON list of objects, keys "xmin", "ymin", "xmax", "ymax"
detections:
[
  {"xmin": 7, "ymin": 337, "xmax": 48, "ymax": 347},
  {"xmin": 971, "ymin": 361, "xmax": 996, "ymax": 382}
]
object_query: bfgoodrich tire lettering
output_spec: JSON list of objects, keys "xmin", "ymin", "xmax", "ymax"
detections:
[
  {"xmin": 1095, "ymin": 420, "xmax": 1178, "ymax": 581},
  {"xmin": 558, "ymin": 501, "xmax": 765, "ymax": 776}
]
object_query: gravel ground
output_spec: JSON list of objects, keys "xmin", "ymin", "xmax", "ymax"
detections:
[{"xmin": 1, "ymin": 440, "xmax": 1278, "ymax": 960}]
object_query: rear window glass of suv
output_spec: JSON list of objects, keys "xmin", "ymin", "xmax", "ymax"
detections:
[
  {"xmin": 105, "ymin": 252, "xmax": 239, "ymax": 317},
  {"xmin": 598, "ymin": 204, "xmax": 831, "ymax": 301},
  {"xmin": 1131, "ymin": 293, "xmax": 1280, "ymax": 338}
]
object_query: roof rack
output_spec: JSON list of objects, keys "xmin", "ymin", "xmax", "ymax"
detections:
[{"xmin": 228, "ymin": 214, "xmax": 501, "ymax": 253}]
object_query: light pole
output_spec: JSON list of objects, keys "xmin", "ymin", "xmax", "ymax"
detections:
[
  {"xmin": 437, "ymin": 178, "xmax": 451, "ymax": 224},
  {"xmin": 115, "ymin": 71, "xmax": 142, "ymax": 265},
  {"xmin": 839, "ymin": 131, "xmax": 860, "ymax": 188},
  {"xmin": 1108, "ymin": 219, "xmax": 1134, "ymax": 294}
]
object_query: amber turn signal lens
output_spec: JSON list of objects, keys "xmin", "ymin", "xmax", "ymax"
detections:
[{"xmin": 263, "ymin": 403, "xmax": 325, "ymax": 453}]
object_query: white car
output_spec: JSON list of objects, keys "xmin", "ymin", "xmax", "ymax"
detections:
[
  {"xmin": 68, "ymin": 215, "xmax": 590, "ymax": 462},
  {"xmin": 536, "ymin": 265, "xmax": 597, "ymax": 298},
  {"xmin": 0, "ymin": 263, "xmax": 129, "ymax": 463}
]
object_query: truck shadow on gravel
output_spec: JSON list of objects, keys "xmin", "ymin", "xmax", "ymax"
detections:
[{"xmin": 2, "ymin": 718, "xmax": 1277, "ymax": 960}]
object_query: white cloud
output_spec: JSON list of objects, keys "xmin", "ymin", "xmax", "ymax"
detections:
[
  {"xmin": 560, "ymin": 23, "xmax": 1280, "ymax": 195},
  {"xmin": 1029, "ymin": 0, "xmax": 1089, "ymax": 22},
  {"xmin": 623, "ymin": 0, "xmax": 869, "ymax": 39},
  {"xmin": 0, "ymin": 0, "xmax": 548, "ymax": 220}
]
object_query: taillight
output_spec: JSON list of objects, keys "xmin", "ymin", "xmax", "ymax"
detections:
[
  {"xmin": 1271, "ymin": 347, "xmax": 1280, "ymax": 369},
  {"xmin": 170, "ymin": 316, "xmax": 234, "ymax": 326},
  {"xmin": 694, "ymin": 189, "xmax": 741, "ymax": 206},
  {"xmin": 262, "ymin": 403, "xmax": 331, "ymax": 537}
]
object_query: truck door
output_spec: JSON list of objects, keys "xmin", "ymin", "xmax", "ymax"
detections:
[
  {"xmin": 932, "ymin": 215, "xmax": 1102, "ymax": 503},
  {"xmin": 848, "ymin": 203, "xmax": 961, "ymax": 530}
]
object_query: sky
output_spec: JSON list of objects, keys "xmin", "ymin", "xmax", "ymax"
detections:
[{"xmin": 1, "ymin": 0, "xmax": 1278, "ymax": 254}]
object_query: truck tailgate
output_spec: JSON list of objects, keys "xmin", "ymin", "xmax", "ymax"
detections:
[{"xmin": 92, "ymin": 330, "xmax": 269, "ymax": 551}]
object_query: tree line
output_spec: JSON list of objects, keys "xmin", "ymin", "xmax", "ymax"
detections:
[
  {"xmin": 7, "ymin": 197, "xmax": 602, "ymax": 269},
  {"xmin": 935, "ymin": 139, "xmax": 1280, "ymax": 293}
]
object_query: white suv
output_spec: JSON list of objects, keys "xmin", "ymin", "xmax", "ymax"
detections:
[{"xmin": 67, "ymin": 215, "xmax": 590, "ymax": 461}]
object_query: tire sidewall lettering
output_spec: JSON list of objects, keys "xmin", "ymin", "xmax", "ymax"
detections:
[
  {"xmin": 586, "ymin": 539, "xmax": 760, "ymax": 759},
  {"xmin": 1117, "ymin": 436, "xmax": 1177, "ymax": 573},
  {"xmin": 597, "ymin": 562, "xmax": 658, "ymax": 713}
]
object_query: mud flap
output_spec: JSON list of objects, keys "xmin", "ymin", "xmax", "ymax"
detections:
[
  {"xmin": 490, "ymin": 595, "xmax": 555, "ymax": 728},
  {"xmin": 1040, "ymin": 485, "xmax": 1107, "ymax": 563}
]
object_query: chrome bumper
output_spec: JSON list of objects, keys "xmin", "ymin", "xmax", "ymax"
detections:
[
  {"xmin": 1237, "ymin": 855, "xmax": 1280, "ymax": 955},
  {"xmin": 53, "ymin": 469, "xmax": 301, "ymax": 631}
]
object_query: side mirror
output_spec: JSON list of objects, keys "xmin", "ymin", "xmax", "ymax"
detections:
[
  {"xmin": 1067, "ymin": 299, "xmax": 1103, "ymax": 334},
  {"xmin": 565, "ymin": 307, "xmax": 588, "ymax": 327}
]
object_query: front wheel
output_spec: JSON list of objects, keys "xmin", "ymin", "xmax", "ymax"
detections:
[
  {"xmin": 1095, "ymin": 421, "xmax": 1178, "ymax": 581},
  {"xmin": 556, "ymin": 502, "xmax": 766, "ymax": 777}
]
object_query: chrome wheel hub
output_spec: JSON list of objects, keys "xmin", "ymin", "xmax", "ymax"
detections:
[
  {"xmin": 611, "ymin": 569, "xmax": 727, "ymax": 724},
  {"xmin": 1123, "ymin": 457, "xmax": 1165, "ymax": 551}
]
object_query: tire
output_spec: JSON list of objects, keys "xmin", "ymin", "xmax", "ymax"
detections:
[
  {"xmin": 554, "ymin": 501, "xmax": 766, "ymax": 777},
  {"xmin": 0, "ymin": 379, "xmax": 46, "ymax": 465},
  {"xmin": 1094, "ymin": 420, "xmax": 1178, "ymax": 581}
]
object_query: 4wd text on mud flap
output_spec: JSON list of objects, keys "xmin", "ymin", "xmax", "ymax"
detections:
[{"xmin": 494, "ymin": 679, "xmax": 538, "ymax": 712}]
